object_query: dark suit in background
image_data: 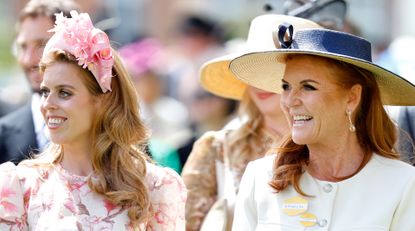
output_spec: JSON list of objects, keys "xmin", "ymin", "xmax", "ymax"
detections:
[
  {"xmin": 399, "ymin": 107, "xmax": 415, "ymax": 140},
  {"xmin": 0, "ymin": 102, "xmax": 38, "ymax": 164},
  {"xmin": 0, "ymin": 99, "xmax": 18, "ymax": 117},
  {"xmin": 397, "ymin": 106, "xmax": 415, "ymax": 165}
]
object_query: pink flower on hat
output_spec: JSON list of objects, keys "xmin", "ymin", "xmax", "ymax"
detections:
[{"xmin": 44, "ymin": 10, "xmax": 114, "ymax": 93}]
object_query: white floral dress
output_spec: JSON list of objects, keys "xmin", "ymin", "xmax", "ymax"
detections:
[{"xmin": 0, "ymin": 161, "xmax": 186, "ymax": 230}]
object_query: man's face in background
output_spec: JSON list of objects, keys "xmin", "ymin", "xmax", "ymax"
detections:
[{"xmin": 16, "ymin": 15, "xmax": 54, "ymax": 93}]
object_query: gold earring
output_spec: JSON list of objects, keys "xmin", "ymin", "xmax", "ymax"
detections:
[{"xmin": 346, "ymin": 110, "xmax": 356, "ymax": 132}]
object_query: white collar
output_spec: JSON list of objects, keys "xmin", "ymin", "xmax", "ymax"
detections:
[{"xmin": 31, "ymin": 93, "xmax": 44, "ymax": 132}]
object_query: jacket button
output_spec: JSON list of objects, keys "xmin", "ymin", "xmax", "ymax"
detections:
[
  {"xmin": 318, "ymin": 219, "xmax": 328, "ymax": 227},
  {"xmin": 323, "ymin": 184, "xmax": 333, "ymax": 193}
]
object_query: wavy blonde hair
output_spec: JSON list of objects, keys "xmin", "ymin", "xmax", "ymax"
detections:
[
  {"xmin": 270, "ymin": 55, "xmax": 399, "ymax": 196},
  {"xmin": 226, "ymin": 91, "xmax": 265, "ymax": 165},
  {"xmin": 30, "ymin": 49, "xmax": 151, "ymax": 227}
]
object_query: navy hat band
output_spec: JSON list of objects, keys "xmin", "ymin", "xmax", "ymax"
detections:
[{"xmin": 283, "ymin": 28, "xmax": 372, "ymax": 62}]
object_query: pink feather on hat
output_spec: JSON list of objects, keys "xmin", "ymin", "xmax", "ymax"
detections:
[{"xmin": 43, "ymin": 10, "xmax": 114, "ymax": 93}]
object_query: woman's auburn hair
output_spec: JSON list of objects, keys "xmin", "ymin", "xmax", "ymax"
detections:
[
  {"xmin": 35, "ymin": 49, "xmax": 152, "ymax": 227},
  {"xmin": 269, "ymin": 55, "xmax": 399, "ymax": 196}
]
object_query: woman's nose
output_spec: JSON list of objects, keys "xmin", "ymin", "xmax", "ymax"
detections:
[
  {"xmin": 282, "ymin": 89, "xmax": 301, "ymax": 108},
  {"xmin": 41, "ymin": 94, "xmax": 58, "ymax": 111}
]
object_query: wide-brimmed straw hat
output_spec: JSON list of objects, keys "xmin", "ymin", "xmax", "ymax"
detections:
[
  {"xmin": 199, "ymin": 14, "xmax": 322, "ymax": 100},
  {"xmin": 229, "ymin": 25, "xmax": 415, "ymax": 105}
]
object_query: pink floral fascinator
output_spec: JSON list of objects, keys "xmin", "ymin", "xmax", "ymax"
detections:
[{"xmin": 43, "ymin": 10, "xmax": 114, "ymax": 93}]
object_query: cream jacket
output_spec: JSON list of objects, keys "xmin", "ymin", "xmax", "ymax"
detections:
[{"xmin": 233, "ymin": 154, "xmax": 415, "ymax": 231}]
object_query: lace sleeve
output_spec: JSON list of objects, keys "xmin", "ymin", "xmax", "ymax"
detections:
[{"xmin": 181, "ymin": 131, "xmax": 223, "ymax": 231}]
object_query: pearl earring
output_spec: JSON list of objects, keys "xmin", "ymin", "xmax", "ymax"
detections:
[{"xmin": 346, "ymin": 110, "xmax": 356, "ymax": 132}]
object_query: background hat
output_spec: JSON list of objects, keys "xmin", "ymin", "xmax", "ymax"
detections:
[
  {"xmin": 118, "ymin": 38, "xmax": 162, "ymax": 77},
  {"xmin": 230, "ymin": 27, "xmax": 415, "ymax": 106},
  {"xmin": 282, "ymin": 0, "xmax": 347, "ymax": 30},
  {"xmin": 199, "ymin": 14, "xmax": 322, "ymax": 100}
]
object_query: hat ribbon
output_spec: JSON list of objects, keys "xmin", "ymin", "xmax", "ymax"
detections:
[{"xmin": 277, "ymin": 23, "xmax": 294, "ymax": 48}]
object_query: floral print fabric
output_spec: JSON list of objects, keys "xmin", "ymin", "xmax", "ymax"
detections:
[
  {"xmin": 181, "ymin": 130, "xmax": 275, "ymax": 231},
  {"xmin": 0, "ymin": 161, "xmax": 186, "ymax": 230}
]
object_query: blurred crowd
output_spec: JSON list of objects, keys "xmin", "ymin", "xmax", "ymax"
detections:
[
  {"xmin": 0, "ymin": 0, "xmax": 414, "ymax": 230},
  {"xmin": 0, "ymin": 0, "xmax": 414, "ymax": 171}
]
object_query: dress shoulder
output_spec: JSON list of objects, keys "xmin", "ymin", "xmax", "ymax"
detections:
[
  {"xmin": 0, "ymin": 162, "xmax": 26, "ymax": 228},
  {"xmin": 145, "ymin": 162, "xmax": 187, "ymax": 231},
  {"xmin": 185, "ymin": 130, "xmax": 229, "ymax": 165},
  {"xmin": 146, "ymin": 162, "xmax": 187, "ymax": 198},
  {"xmin": 371, "ymin": 154, "xmax": 415, "ymax": 176},
  {"xmin": 249, "ymin": 154, "xmax": 276, "ymax": 170}
]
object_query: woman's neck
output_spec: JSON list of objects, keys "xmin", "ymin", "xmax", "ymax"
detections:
[
  {"xmin": 60, "ymin": 142, "xmax": 93, "ymax": 176},
  {"xmin": 306, "ymin": 135, "xmax": 366, "ymax": 182}
]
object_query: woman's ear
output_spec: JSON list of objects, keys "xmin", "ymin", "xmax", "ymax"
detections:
[{"xmin": 347, "ymin": 84, "xmax": 362, "ymax": 111}]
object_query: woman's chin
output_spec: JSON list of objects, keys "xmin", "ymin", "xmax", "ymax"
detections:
[{"xmin": 291, "ymin": 136, "xmax": 309, "ymax": 145}]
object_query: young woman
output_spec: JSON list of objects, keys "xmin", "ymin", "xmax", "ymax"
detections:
[{"xmin": 0, "ymin": 11, "xmax": 186, "ymax": 230}]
